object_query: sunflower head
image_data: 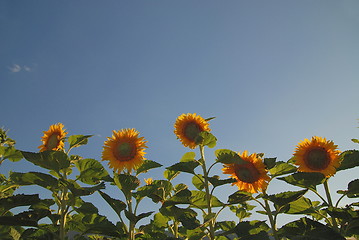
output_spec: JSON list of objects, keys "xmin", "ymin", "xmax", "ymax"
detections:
[
  {"xmin": 38, "ymin": 123, "xmax": 67, "ymax": 152},
  {"xmin": 174, "ymin": 113, "xmax": 211, "ymax": 149},
  {"xmin": 144, "ymin": 178, "xmax": 153, "ymax": 185},
  {"xmin": 222, "ymin": 151, "xmax": 270, "ymax": 194},
  {"xmin": 102, "ymin": 128, "xmax": 148, "ymax": 173},
  {"xmin": 293, "ymin": 136, "xmax": 341, "ymax": 177}
]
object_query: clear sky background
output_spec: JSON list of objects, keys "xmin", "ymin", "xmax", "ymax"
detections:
[{"xmin": 1, "ymin": 0, "xmax": 359, "ymax": 228}]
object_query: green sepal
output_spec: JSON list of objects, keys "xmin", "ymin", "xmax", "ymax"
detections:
[
  {"xmin": 68, "ymin": 135, "xmax": 93, "ymax": 149},
  {"xmin": 338, "ymin": 150, "xmax": 359, "ymax": 171},
  {"xmin": 215, "ymin": 149, "xmax": 247, "ymax": 165},
  {"xmin": 269, "ymin": 161, "xmax": 297, "ymax": 177},
  {"xmin": 136, "ymin": 160, "xmax": 162, "ymax": 175},
  {"xmin": 277, "ymin": 172, "xmax": 326, "ymax": 191},
  {"xmin": 21, "ymin": 150, "xmax": 70, "ymax": 173}
]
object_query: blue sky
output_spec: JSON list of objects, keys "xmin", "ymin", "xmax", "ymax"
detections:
[{"xmin": 1, "ymin": 0, "xmax": 359, "ymax": 227}]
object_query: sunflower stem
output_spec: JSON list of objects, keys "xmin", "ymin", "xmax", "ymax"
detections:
[
  {"xmin": 199, "ymin": 145, "xmax": 215, "ymax": 240},
  {"xmin": 263, "ymin": 193, "xmax": 280, "ymax": 240},
  {"xmin": 323, "ymin": 179, "xmax": 339, "ymax": 232}
]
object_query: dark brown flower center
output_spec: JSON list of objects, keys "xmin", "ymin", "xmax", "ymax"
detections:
[
  {"xmin": 184, "ymin": 122, "xmax": 201, "ymax": 141},
  {"xmin": 115, "ymin": 142, "xmax": 136, "ymax": 162},
  {"xmin": 234, "ymin": 163, "xmax": 260, "ymax": 183},
  {"xmin": 304, "ymin": 147, "xmax": 330, "ymax": 170},
  {"xmin": 46, "ymin": 134, "xmax": 60, "ymax": 150}
]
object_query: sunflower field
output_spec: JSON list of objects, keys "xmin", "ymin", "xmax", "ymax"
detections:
[{"xmin": 0, "ymin": 113, "xmax": 358, "ymax": 240}]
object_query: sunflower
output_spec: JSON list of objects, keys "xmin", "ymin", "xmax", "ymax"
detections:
[
  {"xmin": 38, "ymin": 123, "xmax": 67, "ymax": 152},
  {"xmin": 144, "ymin": 178, "xmax": 153, "ymax": 185},
  {"xmin": 293, "ymin": 136, "xmax": 341, "ymax": 177},
  {"xmin": 222, "ymin": 151, "xmax": 270, "ymax": 194},
  {"xmin": 102, "ymin": 128, "xmax": 147, "ymax": 173},
  {"xmin": 174, "ymin": 113, "xmax": 211, "ymax": 149}
]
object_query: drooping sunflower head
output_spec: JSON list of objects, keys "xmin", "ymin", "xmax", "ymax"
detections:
[
  {"xmin": 38, "ymin": 123, "xmax": 67, "ymax": 152},
  {"xmin": 222, "ymin": 151, "xmax": 270, "ymax": 194},
  {"xmin": 293, "ymin": 136, "xmax": 341, "ymax": 177},
  {"xmin": 102, "ymin": 128, "xmax": 148, "ymax": 173},
  {"xmin": 174, "ymin": 113, "xmax": 211, "ymax": 149}
]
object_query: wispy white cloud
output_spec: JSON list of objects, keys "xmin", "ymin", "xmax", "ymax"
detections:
[
  {"xmin": 8, "ymin": 64, "xmax": 33, "ymax": 73},
  {"xmin": 8, "ymin": 64, "xmax": 21, "ymax": 73}
]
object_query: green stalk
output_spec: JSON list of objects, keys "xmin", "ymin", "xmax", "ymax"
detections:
[
  {"xmin": 323, "ymin": 179, "xmax": 339, "ymax": 232},
  {"xmin": 58, "ymin": 174, "xmax": 69, "ymax": 240},
  {"xmin": 199, "ymin": 145, "xmax": 215, "ymax": 240},
  {"xmin": 263, "ymin": 194, "xmax": 280, "ymax": 240}
]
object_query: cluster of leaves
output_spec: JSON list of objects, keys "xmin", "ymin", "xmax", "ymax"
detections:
[{"xmin": 0, "ymin": 128, "xmax": 359, "ymax": 240}]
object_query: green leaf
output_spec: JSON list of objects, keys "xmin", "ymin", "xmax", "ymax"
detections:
[
  {"xmin": 352, "ymin": 139, "xmax": 359, "ymax": 144},
  {"xmin": 151, "ymin": 212, "xmax": 169, "ymax": 228},
  {"xmin": 282, "ymin": 196, "xmax": 316, "ymax": 214},
  {"xmin": 136, "ymin": 160, "xmax": 162, "ymax": 175},
  {"xmin": 269, "ymin": 161, "xmax": 297, "ymax": 177},
  {"xmin": 67, "ymin": 181, "xmax": 105, "ymax": 197},
  {"xmin": 216, "ymin": 221, "xmax": 236, "ymax": 232},
  {"xmin": 225, "ymin": 220, "xmax": 270, "ymax": 240},
  {"xmin": 264, "ymin": 157, "xmax": 276, "ymax": 169},
  {"xmin": 347, "ymin": 179, "xmax": 359, "ymax": 198},
  {"xmin": 278, "ymin": 217, "xmax": 346, "ymax": 240},
  {"xmin": 228, "ymin": 191, "xmax": 253, "ymax": 204},
  {"xmin": 98, "ymin": 191, "xmax": 126, "ymax": 217},
  {"xmin": 163, "ymin": 169, "xmax": 179, "ymax": 181},
  {"xmin": 267, "ymin": 190, "xmax": 308, "ymax": 210},
  {"xmin": 215, "ymin": 149, "xmax": 247, "ymax": 165},
  {"xmin": 21, "ymin": 151, "xmax": 70, "ymax": 172},
  {"xmin": 10, "ymin": 172, "xmax": 59, "ymax": 192},
  {"xmin": 192, "ymin": 174, "xmax": 205, "ymax": 190},
  {"xmin": 180, "ymin": 152, "xmax": 196, "ymax": 162},
  {"xmin": 75, "ymin": 202, "xmax": 99, "ymax": 215},
  {"xmin": 195, "ymin": 131, "xmax": 217, "ymax": 148},
  {"xmin": 163, "ymin": 187, "xmax": 191, "ymax": 206},
  {"xmin": 114, "ymin": 173, "xmax": 140, "ymax": 195},
  {"xmin": 338, "ymin": 150, "xmax": 359, "ymax": 171},
  {"xmin": 0, "ymin": 146, "xmax": 22, "ymax": 162},
  {"xmin": 135, "ymin": 180, "xmax": 173, "ymax": 203},
  {"xmin": 74, "ymin": 158, "xmax": 111, "ymax": 184},
  {"xmin": 0, "ymin": 209, "xmax": 50, "ymax": 227},
  {"xmin": 0, "ymin": 194, "xmax": 42, "ymax": 212},
  {"xmin": 68, "ymin": 134, "xmax": 93, "ymax": 149},
  {"xmin": 208, "ymin": 175, "xmax": 236, "ymax": 188},
  {"xmin": 190, "ymin": 190, "xmax": 224, "ymax": 208},
  {"xmin": 278, "ymin": 172, "xmax": 326, "ymax": 190},
  {"xmin": 166, "ymin": 161, "xmax": 199, "ymax": 174},
  {"xmin": 159, "ymin": 205, "xmax": 200, "ymax": 230}
]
